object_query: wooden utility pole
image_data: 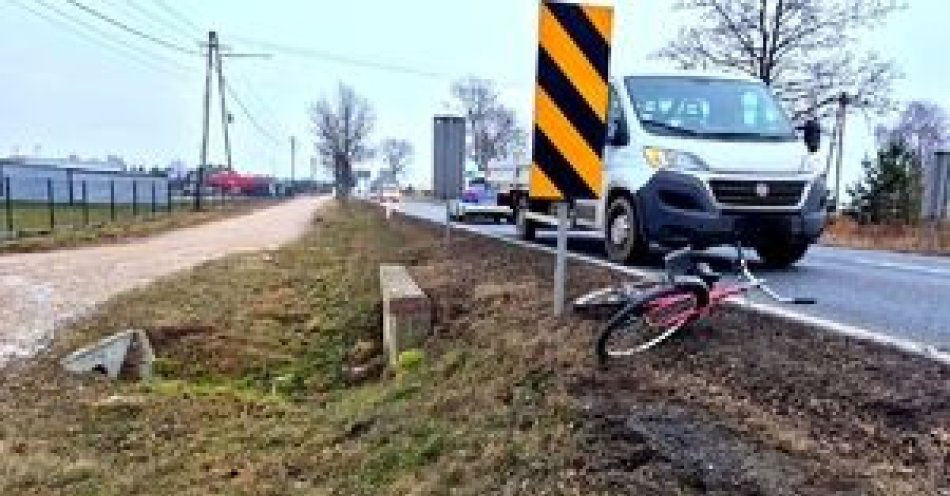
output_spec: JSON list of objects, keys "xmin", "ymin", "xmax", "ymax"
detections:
[
  {"xmin": 216, "ymin": 39, "xmax": 233, "ymax": 171},
  {"xmin": 197, "ymin": 30, "xmax": 216, "ymax": 211},
  {"xmin": 290, "ymin": 136, "xmax": 296, "ymax": 190},
  {"xmin": 834, "ymin": 93, "xmax": 849, "ymax": 210}
]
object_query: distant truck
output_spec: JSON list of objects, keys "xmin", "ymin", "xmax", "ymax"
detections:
[
  {"xmin": 448, "ymin": 162, "xmax": 524, "ymax": 222},
  {"xmin": 448, "ymin": 176, "xmax": 511, "ymax": 223},
  {"xmin": 509, "ymin": 70, "xmax": 828, "ymax": 268}
]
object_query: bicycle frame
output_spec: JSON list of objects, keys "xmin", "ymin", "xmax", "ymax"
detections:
[{"xmin": 647, "ymin": 242, "xmax": 812, "ymax": 327}]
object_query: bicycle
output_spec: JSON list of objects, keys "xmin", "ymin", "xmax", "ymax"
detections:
[{"xmin": 573, "ymin": 243, "xmax": 815, "ymax": 364}]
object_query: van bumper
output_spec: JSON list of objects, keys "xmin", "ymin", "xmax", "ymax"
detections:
[{"xmin": 635, "ymin": 170, "xmax": 827, "ymax": 248}]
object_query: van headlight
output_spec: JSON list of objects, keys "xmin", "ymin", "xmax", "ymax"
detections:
[
  {"xmin": 800, "ymin": 154, "xmax": 823, "ymax": 174},
  {"xmin": 642, "ymin": 147, "xmax": 708, "ymax": 171}
]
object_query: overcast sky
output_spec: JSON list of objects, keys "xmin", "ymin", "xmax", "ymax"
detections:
[{"xmin": 1, "ymin": 0, "xmax": 947, "ymax": 189}]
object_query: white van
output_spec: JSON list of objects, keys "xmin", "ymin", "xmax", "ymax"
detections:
[{"xmin": 514, "ymin": 70, "xmax": 827, "ymax": 268}]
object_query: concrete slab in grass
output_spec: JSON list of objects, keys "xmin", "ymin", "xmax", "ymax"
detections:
[{"xmin": 379, "ymin": 264, "xmax": 431, "ymax": 366}]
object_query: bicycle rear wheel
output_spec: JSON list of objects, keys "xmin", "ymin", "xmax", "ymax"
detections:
[{"xmin": 596, "ymin": 287, "xmax": 701, "ymax": 362}]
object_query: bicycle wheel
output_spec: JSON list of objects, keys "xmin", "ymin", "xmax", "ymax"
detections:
[
  {"xmin": 572, "ymin": 284, "xmax": 644, "ymax": 319},
  {"xmin": 596, "ymin": 287, "xmax": 701, "ymax": 362}
]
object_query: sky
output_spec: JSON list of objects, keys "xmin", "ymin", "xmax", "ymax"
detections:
[{"xmin": 0, "ymin": 0, "xmax": 948, "ymax": 190}]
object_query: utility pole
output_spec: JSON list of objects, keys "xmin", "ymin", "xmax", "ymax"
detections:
[
  {"xmin": 196, "ymin": 31, "xmax": 270, "ymax": 209},
  {"xmin": 290, "ymin": 136, "xmax": 296, "ymax": 190},
  {"xmin": 216, "ymin": 39, "xmax": 233, "ymax": 171},
  {"xmin": 197, "ymin": 30, "xmax": 216, "ymax": 211},
  {"xmin": 834, "ymin": 92, "xmax": 849, "ymax": 211}
]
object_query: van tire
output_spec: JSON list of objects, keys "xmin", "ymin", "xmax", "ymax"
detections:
[
  {"xmin": 516, "ymin": 199, "xmax": 537, "ymax": 241},
  {"xmin": 605, "ymin": 195, "xmax": 648, "ymax": 264},
  {"xmin": 755, "ymin": 241, "xmax": 809, "ymax": 268}
]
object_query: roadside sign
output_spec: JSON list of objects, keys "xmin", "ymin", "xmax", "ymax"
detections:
[{"xmin": 530, "ymin": 1, "xmax": 614, "ymax": 201}]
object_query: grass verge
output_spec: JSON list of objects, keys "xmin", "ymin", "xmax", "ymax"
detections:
[
  {"xmin": 0, "ymin": 203, "xmax": 581, "ymax": 495},
  {"xmin": 1, "ymin": 203, "xmax": 946, "ymax": 495}
]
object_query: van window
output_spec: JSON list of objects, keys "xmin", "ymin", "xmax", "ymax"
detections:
[{"xmin": 625, "ymin": 76, "xmax": 795, "ymax": 141}]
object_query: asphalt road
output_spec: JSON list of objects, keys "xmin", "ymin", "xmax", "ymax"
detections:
[{"xmin": 399, "ymin": 200, "xmax": 950, "ymax": 352}]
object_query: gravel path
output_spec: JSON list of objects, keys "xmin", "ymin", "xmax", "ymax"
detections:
[{"xmin": 0, "ymin": 196, "xmax": 325, "ymax": 367}]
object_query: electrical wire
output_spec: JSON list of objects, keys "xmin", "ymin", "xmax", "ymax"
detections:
[
  {"xmin": 98, "ymin": 0, "xmax": 199, "ymax": 48},
  {"xmin": 223, "ymin": 81, "xmax": 281, "ymax": 145},
  {"xmin": 233, "ymin": 36, "xmax": 446, "ymax": 79},
  {"xmin": 10, "ymin": 0, "xmax": 195, "ymax": 79},
  {"xmin": 149, "ymin": 0, "xmax": 202, "ymax": 33},
  {"xmin": 229, "ymin": 68, "xmax": 289, "ymax": 137},
  {"xmin": 63, "ymin": 0, "xmax": 200, "ymax": 55}
]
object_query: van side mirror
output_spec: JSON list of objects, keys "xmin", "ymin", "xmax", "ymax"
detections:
[
  {"xmin": 801, "ymin": 119, "xmax": 821, "ymax": 154},
  {"xmin": 609, "ymin": 121, "xmax": 629, "ymax": 147}
]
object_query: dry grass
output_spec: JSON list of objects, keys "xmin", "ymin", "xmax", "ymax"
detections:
[
  {"xmin": 0, "ymin": 203, "xmax": 580, "ymax": 496},
  {"xmin": 3, "ymin": 203, "xmax": 945, "ymax": 495},
  {"xmin": 822, "ymin": 217, "xmax": 950, "ymax": 255},
  {"xmin": 0, "ymin": 199, "xmax": 279, "ymax": 255}
]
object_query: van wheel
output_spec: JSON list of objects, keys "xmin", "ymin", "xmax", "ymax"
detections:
[
  {"xmin": 516, "ymin": 199, "xmax": 537, "ymax": 241},
  {"xmin": 755, "ymin": 241, "xmax": 809, "ymax": 268},
  {"xmin": 605, "ymin": 196, "xmax": 648, "ymax": 264}
]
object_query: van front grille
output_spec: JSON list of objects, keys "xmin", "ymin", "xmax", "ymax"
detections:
[{"xmin": 709, "ymin": 180, "xmax": 806, "ymax": 208}]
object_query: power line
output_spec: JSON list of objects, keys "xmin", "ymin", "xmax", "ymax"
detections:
[
  {"xmin": 149, "ymin": 0, "xmax": 202, "ymax": 33},
  {"xmin": 224, "ymin": 81, "xmax": 281, "ymax": 145},
  {"xmin": 229, "ymin": 68, "xmax": 289, "ymax": 136},
  {"xmin": 99, "ymin": 0, "xmax": 199, "ymax": 47},
  {"xmin": 11, "ymin": 0, "xmax": 195, "ymax": 78},
  {"xmin": 233, "ymin": 36, "xmax": 451, "ymax": 80},
  {"xmin": 233, "ymin": 35, "xmax": 529, "ymax": 88},
  {"xmin": 63, "ymin": 0, "xmax": 200, "ymax": 55}
]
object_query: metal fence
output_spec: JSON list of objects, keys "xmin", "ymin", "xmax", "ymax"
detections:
[{"xmin": 0, "ymin": 175, "xmax": 231, "ymax": 236}]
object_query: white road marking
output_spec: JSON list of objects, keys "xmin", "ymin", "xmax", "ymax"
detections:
[{"xmin": 830, "ymin": 257, "xmax": 950, "ymax": 279}]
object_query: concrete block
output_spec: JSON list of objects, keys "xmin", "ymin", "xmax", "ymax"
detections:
[
  {"xmin": 61, "ymin": 329, "xmax": 154, "ymax": 379},
  {"xmin": 379, "ymin": 264, "xmax": 431, "ymax": 366}
]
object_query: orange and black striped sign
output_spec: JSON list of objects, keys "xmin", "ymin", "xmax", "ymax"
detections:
[{"xmin": 530, "ymin": 1, "xmax": 613, "ymax": 201}]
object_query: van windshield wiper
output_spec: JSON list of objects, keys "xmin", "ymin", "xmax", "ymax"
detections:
[{"xmin": 638, "ymin": 119, "xmax": 701, "ymax": 136}]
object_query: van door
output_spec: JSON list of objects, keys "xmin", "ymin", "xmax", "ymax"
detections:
[
  {"xmin": 597, "ymin": 82, "xmax": 636, "ymax": 228},
  {"xmin": 577, "ymin": 83, "xmax": 628, "ymax": 228}
]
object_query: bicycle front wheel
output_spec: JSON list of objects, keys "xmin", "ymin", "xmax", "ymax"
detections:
[{"xmin": 596, "ymin": 287, "xmax": 701, "ymax": 362}]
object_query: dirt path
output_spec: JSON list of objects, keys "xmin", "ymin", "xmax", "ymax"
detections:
[{"xmin": 0, "ymin": 196, "xmax": 325, "ymax": 367}]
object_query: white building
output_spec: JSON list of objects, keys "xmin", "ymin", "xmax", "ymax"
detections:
[{"xmin": 0, "ymin": 156, "xmax": 169, "ymax": 206}]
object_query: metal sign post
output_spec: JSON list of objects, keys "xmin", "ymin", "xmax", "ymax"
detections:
[
  {"xmin": 529, "ymin": 0, "xmax": 614, "ymax": 315},
  {"xmin": 554, "ymin": 202, "xmax": 569, "ymax": 315},
  {"xmin": 444, "ymin": 202, "xmax": 452, "ymax": 243}
]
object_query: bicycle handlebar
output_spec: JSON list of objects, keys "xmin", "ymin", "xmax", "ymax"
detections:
[{"xmin": 665, "ymin": 243, "xmax": 816, "ymax": 306}]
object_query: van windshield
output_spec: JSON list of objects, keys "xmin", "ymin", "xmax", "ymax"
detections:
[{"xmin": 625, "ymin": 76, "xmax": 795, "ymax": 141}]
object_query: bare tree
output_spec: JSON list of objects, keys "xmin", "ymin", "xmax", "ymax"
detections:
[
  {"xmin": 309, "ymin": 83, "xmax": 375, "ymax": 198},
  {"xmin": 876, "ymin": 101, "xmax": 949, "ymax": 160},
  {"xmin": 379, "ymin": 138, "xmax": 414, "ymax": 181},
  {"xmin": 655, "ymin": 0, "xmax": 905, "ymax": 120},
  {"xmin": 450, "ymin": 77, "xmax": 529, "ymax": 171}
]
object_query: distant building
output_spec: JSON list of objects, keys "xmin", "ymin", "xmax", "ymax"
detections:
[
  {"xmin": 370, "ymin": 169, "xmax": 399, "ymax": 193},
  {"xmin": 1, "ymin": 154, "xmax": 128, "ymax": 173},
  {"xmin": 0, "ymin": 155, "xmax": 168, "ymax": 205}
]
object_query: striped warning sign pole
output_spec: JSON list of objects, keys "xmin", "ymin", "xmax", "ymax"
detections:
[
  {"xmin": 530, "ymin": 0, "xmax": 613, "ymax": 201},
  {"xmin": 530, "ymin": 0, "xmax": 614, "ymax": 315}
]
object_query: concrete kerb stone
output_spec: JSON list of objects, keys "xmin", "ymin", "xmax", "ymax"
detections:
[
  {"xmin": 396, "ymin": 209, "xmax": 950, "ymax": 368},
  {"xmin": 61, "ymin": 329, "xmax": 155, "ymax": 379},
  {"xmin": 379, "ymin": 264, "xmax": 432, "ymax": 367}
]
